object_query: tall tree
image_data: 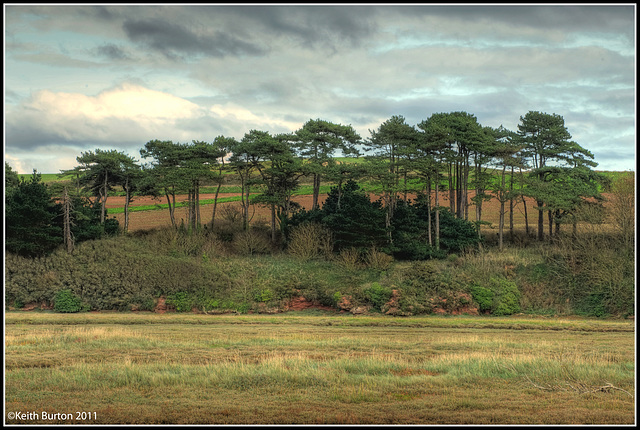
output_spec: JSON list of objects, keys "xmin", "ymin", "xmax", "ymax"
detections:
[
  {"xmin": 209, "ymin": 136, "xmax": 236, "ymax": 228},
  {"xmin": 294, "ymin": 119, "xmax": 361, "ymax": 210},
  {"xmin": 5, "ymin": 162, "xmax": 21, "ymax": 189},
  {"xmin": 67, "ymin": 149, "xmax": 138, "ymax": 226},
  {"xmin": 259, "ymin": 133, "xmax": 305, "ymax": 242},
  {"xmin": 487, "ymin": 126, "xmax": 522, "ymax": 250},
  {"xmin": 228, "ymin": 131, "xmax": 268, "ymax": 231},
  {"xmin": 516, "ymin": 111, "xmax": 597, "ymax": 241},
  {"xmin": 417, "ymin": 115, "xmax": 456, "ymax": 251},
  {"xmin": 470, "ymin": 126, "xmax": 500, "ymax": 237},
  {"xmin": 418, "ymin": 112, "xmax": 485, "ymax": 220},
  {"xmin": 5, "ymin": 170, "xmax": 63, "ymax": 257},
  {"xmin": 140, "ymin": 140, "xmax": 187, "ymax": 228},
  {"xmin": 366, "ymin": 115, "xmax": 420, "ymax": 238},
  {"xmin": 182, "ymin": 140, "xmax": 226, "ymax": 231}
]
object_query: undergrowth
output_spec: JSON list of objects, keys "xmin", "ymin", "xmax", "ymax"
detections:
[{"xmin": 4, "ymin": 226, "xmax": 634, "ymax": 318}]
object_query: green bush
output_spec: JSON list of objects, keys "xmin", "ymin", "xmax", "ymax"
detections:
[
  {"xmin": 470, "ymin": 284, "xmax": 493, "ymax": 313},
  {"xmin": 166, "ymin": 292, "xmax": 193, "ymax": 312},
  {"xmin": 54, "ymin": 289, "xmax": 83, "ymax": 313},
  {"xmin": 472, "ymin": 277, "xmax": 521, "ymax": 316},
  {"xmin": 493, "ymin": 281, "xmax": 521, "ymax": 316},
  {"xmin": 364, "ymin": 282, "xmax": 392, "ymax": 311},
  {"xmin": 254, "ymin": 289, "xmax": 274, "ymax": 303}
]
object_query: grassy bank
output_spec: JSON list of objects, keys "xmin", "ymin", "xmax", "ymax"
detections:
[{"xmin": 5, "ymin": 312, "xmax": 635, "ymax": 424}]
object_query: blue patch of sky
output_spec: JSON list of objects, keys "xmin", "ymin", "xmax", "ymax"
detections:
[
  {"xmin": 564, "ymin": 32, "xmax": 635, "ymax": 57},
  {"xmin": 372, "ymin": 32, "xmax": 548, "ymax": 54},
  {"xmin": 371, "ymin": 29, "xmax": 633, "ymax": 56}
]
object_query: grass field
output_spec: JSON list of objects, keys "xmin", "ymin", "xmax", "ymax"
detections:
[{"xmin": 5, "ymin": 312, "xmax": 635, "ymax": 425}]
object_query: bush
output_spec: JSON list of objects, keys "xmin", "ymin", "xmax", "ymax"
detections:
[
  {"xmin": 234, "ymin": 229, "xmax": 270, "ymax": 256},
  {"xmin": 288, "ymin": 181, "xmax": 387, "ymax": 252},
  {"xmin": 364, "ymin": 282, "xmax": 393, "ymax": 311},
  {"xmin": 166, "ymin": 291, "xmax": 193, "ymax": 312},
  {"xmin": 470, "ymin": 284, "xmax": 493, "ymax": 313},
  {"xmin": 335, "ymin": 247, "xmax": 362, "ymax": 270},
  {"xmin": 470, "ymin": 277, "xmax": 521, "ymax": 316},
  {"xmin": 254, "ymin": 288, "xmax": 274, "ymax": 303},
  {"xmin": 364, "ymin": 247, "xmax": 393, "ymax": 271},
  {"xmin": 286, "ymin": 222, "xmax": 333, "ymax": 261},
  {"xmin": 54, "ymin": 289, "xmax": 83, "ymax": 313}
]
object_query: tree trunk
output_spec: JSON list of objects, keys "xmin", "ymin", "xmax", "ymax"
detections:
[
  {"xmin": 211, "ymin": 181, "xmax": 222, "ymax": 228},
  {"xmin": 124, "ymin": 177, "xmax": 130, "ymax": 234},
  {"xmin": 165, "ymin": 190, "xmax": 175, "ymax": 228},
  {"xmin": 312, "ymin": 173, "xmax": 320, "ymax": 211},
  {"xmin": 100, "ymin": 170, "xmax": 108, "ymax": 224},
  {"xmin": 427, "ymin": 177, "xmax": 432, "ymax": 247},
  {"xmin": 187, "ymin": 188, "xmax": 193, "ymax": 230},
  {"xmin": 463, "ymin": 157, "xmax": 470, "ymax": 220},
  {"xmin": 435, "ymin": 176, "xmax": 440, "ymax": 251},
  {"xmin": 498, "ymin": 166, "xmax": 506, "ymax": 251},
  {"xmin": 537, "ymin": 199, "xmax": 544, "ymax": 241},
  {"xmin": 63, "ymin": 187, "xmax": 74, "ymax": 253},
  {"xmin": 271, "ymin": 204, "xmax": 277, "ymax": 243},
  {"xmin": 195, "ymin": 181, "xmax": 201, "ymax": 229},
  {"xmin": 523, "ymin": 195, "xmax": 529, "ymax": 236},
  {"xmin": 243, "ymin": 181, "xmax": 251, "ymax": 231},
  {"xmin": 448, "ymin": 163, "xmax": 455, "ymax": 214}
]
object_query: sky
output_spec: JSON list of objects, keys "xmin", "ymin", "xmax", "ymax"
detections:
[{"xmin": 3, "ymin": 3, "xmax": 637, "ymax": 174}]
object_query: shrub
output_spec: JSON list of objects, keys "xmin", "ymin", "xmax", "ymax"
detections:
[
  {"xmin": 234, "ymin": 230, "xmax": 270, "ymax": 256},
  {"xmin": 336, "ymin": 247, "xmax": 362, "ymax": 270},
  {"xmin": 470, "ymin": 277, "xmax": 521, "ymax": 316},
  {"xmin": 470, "ymin": 284, "xmax": 493, "ymax": 313},
  {"xmin": 364, "ymin": 282, "xmax": 393, "ymax": 311},
  {"xmin": 288, "ymin": 181, "xmax": 387, "ymax": 252},
  {"xmin": 364, "ymin": 247, "xmax": 393, "ymax": 271},
  {"xmin": 493, "ymin": 279, "xmax": 521, "ymax": 316},
  {"xmin": 254, "ymin": 289, "xmax": 274, "ymax": 303},
  {"xmin": 166, "ymin": 291, "xmax": 193, "ymax": 312},
  {"xmin": 287, "ymin": 222, "xmax": 333, "ymax": 261},
  {"xmin": 54, "ymin": 289, "xmax": 83, "ymax": 313}
]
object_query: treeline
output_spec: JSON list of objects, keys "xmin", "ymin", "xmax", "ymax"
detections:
[{"xmin": 5, "ymin": 110, "xmax": 615, "ymax": 259}]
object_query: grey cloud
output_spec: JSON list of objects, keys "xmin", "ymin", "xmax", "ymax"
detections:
[
  {"xmin": 122, "ymin": 18, "xmax": 266, "ymax": 60},
  {"xmin": 95, "ymin": 43, "xmax": 130, "ymax": 61},
  {"xmin": 391, "ymin": 5, "xmax": 634, "ymax": 34},
  {"xmin": 221, "ymin": 5, "xmax": 377, "ymax": 49}
]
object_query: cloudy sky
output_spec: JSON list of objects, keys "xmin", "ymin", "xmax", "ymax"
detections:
[{"xmin": 4, "ymin": 4, "xmax": 636, "ymax": 174}]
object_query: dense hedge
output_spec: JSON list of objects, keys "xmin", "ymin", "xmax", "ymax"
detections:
[
  {"xmin": 4, "ymin": 227, "xmax": 634, "ymax": 318},
  {"xmin": 5, "ymin": 235, "xmax": 237, "ymax": 312}
]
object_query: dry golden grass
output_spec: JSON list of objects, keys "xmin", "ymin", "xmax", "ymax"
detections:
[{"xmin": 5, "ymin": 312, "xmax": 635, "ymax": 424}]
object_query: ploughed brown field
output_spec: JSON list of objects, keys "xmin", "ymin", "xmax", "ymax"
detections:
[{"xmin": 108, "ymin": 191, "xmax": 614, "ymax": 234}]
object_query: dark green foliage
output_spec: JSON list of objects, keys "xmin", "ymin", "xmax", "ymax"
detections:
[
  {"xmin": 5, "ymin": 170, "xmax": 119, "ymax": 258},
  {"xmin": 63, "ymin": 196, "xmax": 119, "ymax": 243},
  {"xmin": 5, "ymin": 171, "xmax": 63, "ymax": 257},
  {"xmin": 437, "ymin": 207, "xmax": 482, "ymax": 253},
  {"xmin": 5, "ymin": 162, "xmax": 21, "ymax": 188},
  {"xmin": 388, "ymin": 199, "xmax": 480, "ymax": 259},
  {"xmin": 54, "ymin": 289, "xmax": 83, "ymax": 313},
  {"xmin": 288, "ymin": 180, "xmax": 387, "ymax": 252}
]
